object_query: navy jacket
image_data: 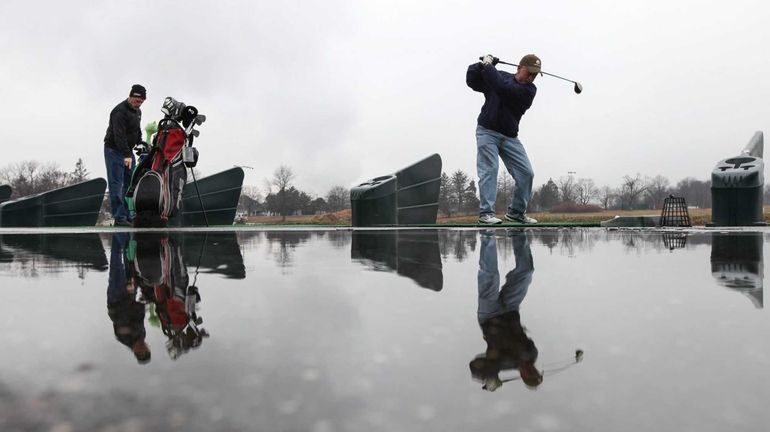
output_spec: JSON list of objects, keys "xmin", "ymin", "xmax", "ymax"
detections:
[
  {"xmin": 467, "ymin": 62, "xmax": 536, "ymax": 138},
  {"xmin": 104, "ymin": 100, "xmax": 142, "ymax": 157}
]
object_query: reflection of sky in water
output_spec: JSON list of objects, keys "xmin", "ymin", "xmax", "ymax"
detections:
[{"xmin": 0, "ymin": 229, "xmax": 768, "ymax": 431}]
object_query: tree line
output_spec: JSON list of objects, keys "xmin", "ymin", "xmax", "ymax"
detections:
[
  {"xmin": 238, "ymin": 164, "xmax": 352, "ymax": 220},
  {"xmin": 0, "ymin": 159, "xmax": 89, "ymax": 198},
  {"xmin": 0, "ymin": 159, "xmax": 751, "ymax": 216}
]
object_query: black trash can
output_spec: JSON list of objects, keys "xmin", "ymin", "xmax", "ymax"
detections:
[
  {"xmin": 711, "ymin": 156, "xmax": 765, "ymax": 226},
  {"xmin": 350, "ymin": 175, "xmax": 397, "ymax": 227}
]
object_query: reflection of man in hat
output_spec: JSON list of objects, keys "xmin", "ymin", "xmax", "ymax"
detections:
[
  {"xmin": 103, "ymin": 84, "xmax": 146, "ymax": 227},
  {"xmin": 467, "ymin": 54, "xmax": 541, "ymax": 225},
  {"xmin": 470, "ymin": 230, "xmax": 541, "ymax": 391},
  {"xmin": 107, "ymin": 232, "xmax": 151, "ymax": 364}
]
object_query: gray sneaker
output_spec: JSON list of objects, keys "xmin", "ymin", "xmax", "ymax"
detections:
[
  {"xmin": 478, "ymin": 214, "xmax": 502, "ymax": 225},
  {"xmin": 505, "ymin": 213, "xmax": 538, "ymax": 224}
]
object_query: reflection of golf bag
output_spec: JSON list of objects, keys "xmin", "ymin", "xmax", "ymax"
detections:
[{"xmin": 133, "ymin": 234, "xmax": 209, "ymax": 359}]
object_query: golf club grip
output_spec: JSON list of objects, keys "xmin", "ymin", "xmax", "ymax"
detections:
[{"xmin": 477, "ymin": 56, "xmax": 516, "ymax": 67}]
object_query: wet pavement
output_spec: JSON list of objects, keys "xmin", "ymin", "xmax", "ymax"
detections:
[{"xmin": 0, "ymin": 228, "xmax": 768, "ymax": 431}]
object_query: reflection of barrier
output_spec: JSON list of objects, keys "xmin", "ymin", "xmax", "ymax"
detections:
[
  {"xmin": 351, "ymin": 230, "xmax": 443, "ymax": 291},
  {"xmin": 710, "ymin": 132, "xmax": 765, "ymax": 226},
  {"xmin": 350, "ymin": 154, "xmax": 442, "ymax": 227},
  {"xmin": 0, "ymin": 233, "xmax": 108, "ymax": 270},
  {"xmin": 710, "ymin": 234, "xmax": 763, "ymax": 308},
  {"xmin": 659, "ymin": 195, "xmax": 691, "ymax": 227}
]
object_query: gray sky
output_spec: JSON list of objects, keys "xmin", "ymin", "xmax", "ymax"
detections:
[{"xmin": 1, "ymin": 0, "xmax": 769, "ymax": 197}]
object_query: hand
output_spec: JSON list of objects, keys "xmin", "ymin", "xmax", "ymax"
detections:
[
  {"xmin": 481, "ymin": 54, "xmax": 495, "ymax": 66},
  {"xmin": 123, "ymin": 157, "xmax": 133, "ymax": 169}
]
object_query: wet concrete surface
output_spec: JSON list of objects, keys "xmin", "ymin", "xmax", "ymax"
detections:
[{"xmin": 0, "ymin": 228, "xmax": 768, "ymax": 431}]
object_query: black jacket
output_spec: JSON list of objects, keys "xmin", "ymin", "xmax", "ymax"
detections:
[
  {"xmin": 104, "ymin": 100, "xmax": 142, "ymax": 157},
  {"xmin": 467, "ymin": 62, "xmax": 536, "ymax": 138}
]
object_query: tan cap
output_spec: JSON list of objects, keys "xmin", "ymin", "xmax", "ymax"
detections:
[{"xmin": 519, "ymin": 54, "xmax": 542, "ymax": 74}]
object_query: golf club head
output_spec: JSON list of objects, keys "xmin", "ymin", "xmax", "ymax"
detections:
[{"xmin": 574, "ymin": 82, "xmax": 583, "ymax": 94}]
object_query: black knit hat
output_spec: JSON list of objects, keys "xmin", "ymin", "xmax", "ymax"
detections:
[{"xmin": 130, "ymin": 84, "xmax": 146, "ymax": 99}]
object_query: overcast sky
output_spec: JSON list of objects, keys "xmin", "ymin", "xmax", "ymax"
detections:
[{"xmin": 2, "ymin": 0, "xmax": 769, "ymax": 197}]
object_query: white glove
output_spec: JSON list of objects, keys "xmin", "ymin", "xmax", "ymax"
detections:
[{"xmin": 481, "ymin": 54, "xmax": 495, "ymax": 66}]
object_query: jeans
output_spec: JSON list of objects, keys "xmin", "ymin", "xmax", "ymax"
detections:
[
  {"xmin": 477, "ymin": 231, "xmax": 534, "ymax": 322},
  {"xmin": 475, "ymin": 125, "xmax": 534, "ymax": 216},
  {"xmin": 107, "ymin": 232, "xmax": 130, "ymax": 305},
  {"xmin": 104, "ymin": 147, "xmax": 134, "ymax": 222}
]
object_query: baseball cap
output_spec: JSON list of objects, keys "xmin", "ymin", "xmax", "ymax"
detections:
[{"xmin": 519, "ymin": 54, "xmax": 542, "ymax": 74}]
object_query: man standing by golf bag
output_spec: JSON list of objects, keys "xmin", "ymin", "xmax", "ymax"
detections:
[
  {"xmin": 467, "ymin": 54, "xmax": 541, "ymax": 225},
  {"xmin": 104, "ymin": 84, "xmax": 146, "ymax": 227}
]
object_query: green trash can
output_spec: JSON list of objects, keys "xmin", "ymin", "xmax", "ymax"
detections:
[
  {"xmin": 350, "ymin": 175, "xmax": 397, "ymax": 227},
  {"xmin": 711, "ymin": 156, "xmax": 765, "ymax": 226}
]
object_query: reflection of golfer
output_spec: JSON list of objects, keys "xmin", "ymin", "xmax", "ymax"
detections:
[
  {"xmin": 107, "ymin": 233, "xmax": 151, "ymax": 364},
  {"xmin": 470, "ymin": 231, "xmax": 541, "ymax": 391}
]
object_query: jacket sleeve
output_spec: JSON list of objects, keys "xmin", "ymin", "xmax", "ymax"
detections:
[
  {"xmin": 111, "ymin": 110, "xmax": 132, "ymax": 157},
  {"xmin": 481, "ymin": 65, "xmax": 535, "ymax": 107},
  {"xmin": 466, "ymin": 63, "xmax": 486, "ymax": 93}
]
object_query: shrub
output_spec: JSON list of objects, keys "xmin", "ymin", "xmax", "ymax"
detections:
[{"xmin": 549, "ymin": 203, "xmax": 604, "ymax": 213}]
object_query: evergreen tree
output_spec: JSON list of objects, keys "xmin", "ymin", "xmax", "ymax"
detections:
[{"xmin": 70, "ymin": 158, "xmax": 89, "ymax": 184}]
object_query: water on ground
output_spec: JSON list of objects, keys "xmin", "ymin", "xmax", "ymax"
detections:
[{"xmin": 0, "ymin": 227, "xmax": 767, "ymax": 431}]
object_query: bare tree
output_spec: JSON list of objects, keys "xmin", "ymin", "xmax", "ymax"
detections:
[
  {"xmin": 270, "ymin": 165, "xmax": 295, "ymax": 221},
  {"xmin": 645, "ymin": 175, "xmax": 671, "ymax": 209},
  {"xmin": 618, "ymin": 174, "xmax": 647, "ymax": 210},
  {"xmin": 599, "ymin": 186, "xmax": 615, "ymax": 210},
  {"xmin": 557, "ymin": 175, "xmax": 577, "ymax": 204},
  {"xmin": 575, "ymin": 178, "xmax": 598, "ymax": 205},
  {"xmin": 673, "ymin": 178, "xmax": 711, "ymax": 208},
  {"xmin": 239, "ymin": 185, "xmax": 263, "ymax": 216},
  {"xmin": 0, "ymin": 161, "xmax": 71, "ymax": 198},
  {"xmin": 326, "ymin": 185, "xmax": 350, "ymax": 212}
]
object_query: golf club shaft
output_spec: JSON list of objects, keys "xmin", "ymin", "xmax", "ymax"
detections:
[{"xmin": 497, "ymin": 60, "xmax": 578, "ymax": 86}]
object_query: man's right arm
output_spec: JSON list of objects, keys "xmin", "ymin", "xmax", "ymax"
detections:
[{"xmin": 466, "ymin": 63, "xmax": 486, "ymax": 93}]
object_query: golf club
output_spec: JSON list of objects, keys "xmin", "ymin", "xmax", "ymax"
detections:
[
  {"xmin": 478, "ymin": 56, "xmax": 583, "ymax": 94},
  {"xmin": 498, "ymin": 348, "xmax": 584, "ymax": 384}
]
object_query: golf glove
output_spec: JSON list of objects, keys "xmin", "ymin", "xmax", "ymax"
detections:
[
  {"xmin": 134, "ymin": 141, "xmax": 149, "ymax": 156},
  {"xmin": 481, "ymin": 55, "xmax": 499, "ymax": 66}
]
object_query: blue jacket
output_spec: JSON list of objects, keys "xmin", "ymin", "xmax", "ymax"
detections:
[{"xmin": 467, "ymin": 62, "xmax": 536, "ymax": 138}]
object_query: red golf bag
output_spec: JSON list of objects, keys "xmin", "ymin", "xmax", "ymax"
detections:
[{"xmin": 127, "ymin": 98, "xmax": 202, "ymax": 228}]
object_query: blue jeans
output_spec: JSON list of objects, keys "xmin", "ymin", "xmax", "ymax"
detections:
[
  {"xmin": 477, "ymin": 231, "xmax": 534, "ymax": 322},
  {"xmin": 476, "ymin": 125, "xmax": 534, "ymax": 216},
  {"xmin": 104, "ymin": 147, "xmax": 134, "ymax": 221}
]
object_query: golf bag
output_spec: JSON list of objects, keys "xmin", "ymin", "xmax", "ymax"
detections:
[{"xmin": 127, "ymin": 97, "xmax": 203, "ymax": 228}]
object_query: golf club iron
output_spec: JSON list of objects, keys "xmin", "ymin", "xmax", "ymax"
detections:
[{"xmin": 478, "ymin": 56, "xmax": 583, "ymax": 94}]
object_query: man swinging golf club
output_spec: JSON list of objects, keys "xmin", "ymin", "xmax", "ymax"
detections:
[{"xmin": 467, "ymin": 53, "xmax": 541, "ymax": 224}]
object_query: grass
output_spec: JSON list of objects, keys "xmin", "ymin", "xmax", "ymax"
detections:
[{"xmin": 243, "ymin": 207, "xmax": 770, "ymax": 226}]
